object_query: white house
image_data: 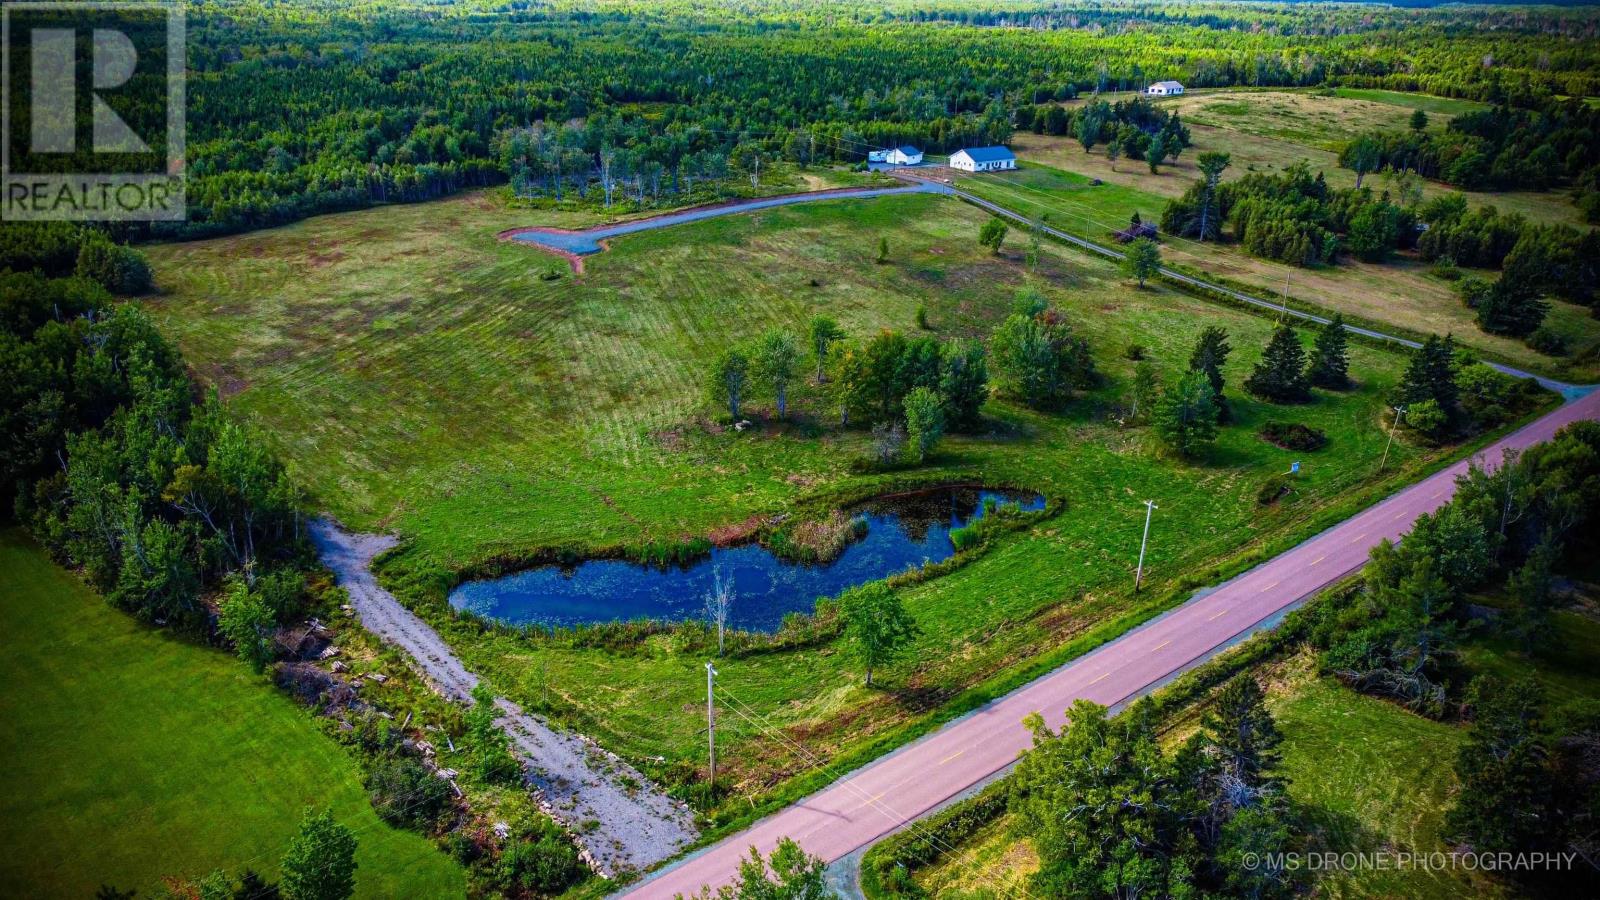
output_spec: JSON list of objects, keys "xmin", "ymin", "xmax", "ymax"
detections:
[
  {"xmin": 949, "ymin": 146, "xmax": 1017, "ymax": 172},
  {"xmin": 1145, "ymin": 80, "xmax": 1185, "ymax": 97},
  {"xmin": 885, "ymin": 145, "xmax": 923, "ymax": 166}
]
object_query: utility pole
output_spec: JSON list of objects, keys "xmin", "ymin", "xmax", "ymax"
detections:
[
  {"xmin": 1281, "ymin": 268, "xmax": 1291, "ymax": 319},
  {"xmin": 705, "ymin": 662, "xmax": 718, "ymax": 787},
  {"xmin": 1380, "ymin": 406, "xmax": 1407, "ymax": 472},
  {"xmin": 1135, "ymin": 500, "xmax": 1158, "ymax": 592}
]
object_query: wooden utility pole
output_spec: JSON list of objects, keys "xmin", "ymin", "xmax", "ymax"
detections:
[{"xmin": 705, "ymin": 662, "xmax": 718, "ymax": 787}]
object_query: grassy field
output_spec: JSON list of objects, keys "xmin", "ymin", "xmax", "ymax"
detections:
[
  {"xmin": 953, "ymin": 160, "xmax": 1600, "ymax": 382},
  {"xmin": 141, "ymin": 186, "xmax": 1505, "ymax": 816},
  {"xmin": 0, "ymin": 529, "xmax": 465, "ymax": 898}
]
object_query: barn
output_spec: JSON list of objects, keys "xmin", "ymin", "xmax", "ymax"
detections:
[
  {"xmin": 1145, "ymin": 80, "xmax": 1185, "ymax": 97},
  {"xmin": 949, "ymin": 146, "xmax": 1017, "ymax": 173}
]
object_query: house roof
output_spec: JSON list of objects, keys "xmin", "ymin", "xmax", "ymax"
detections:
[
  {"xmin": 955, "ymin": 146, "xmax": 1016, "ymax": 163},
  {"xmin": 1150, "ymin": 80, "xmax": 1184, "ymax": 90},
  {"xmin": 894, "ymin": 145, "xmax": 921, "ymax": 155}
]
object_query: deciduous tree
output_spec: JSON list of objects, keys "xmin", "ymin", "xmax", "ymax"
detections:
[
  {"xmin": 839, "ymin": 583, "xmax": 918, "ymax": 687},
  {"xmin": 280, "ymin": 809, "xmax": 357, "ymax": 900}
]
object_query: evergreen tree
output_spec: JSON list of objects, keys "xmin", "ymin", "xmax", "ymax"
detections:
[
  {"xmin": 1306, "ymin": 314, "xmax": 1351, "ymax": 390},
  {"xmin": 1188, "ymin": 325, "xmax": 1232, "ymax": 416},
  {"xmin": 1447, "ymin": 676, "xmax": 1553, "ymax": 854},
  {"xmin": 1475, "ymin": 279, "xmax": 1548, "ymax": 337},
  {"xmin": 1155, "ymin": 370, "xmax": 1220, "ymax": 459},
  {"xmin": 1202, "ymin": 675, "xmax": 1283, "ymax": 787},
  {"xmin": 1245, "ymin": 324, "xmax": 1311, "ymax": 403},
  {"xmin": 1392, "ymin": 334, "xmax": 1459, "ymax": 421},
  {"xmin": 1012, "ymin": 700, "xmax": 1201, "ymax": 899}
]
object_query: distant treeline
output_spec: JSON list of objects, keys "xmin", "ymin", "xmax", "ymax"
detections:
[{"xmin": 88, "ymin": 0, "xmax": 1600, "ymax": 240}]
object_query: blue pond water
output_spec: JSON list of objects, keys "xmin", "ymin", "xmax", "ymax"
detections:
[
  {"xmin": 449, "ymin": 488, "xmax": 1044, "ymax": 632},
  {"xmin": 508, "ymin": 184, "xmax": 942, "ymax": 256}
]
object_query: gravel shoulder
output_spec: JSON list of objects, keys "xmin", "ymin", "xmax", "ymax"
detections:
[{"xmin": 309, "ymin": 519, "xmax": 698, "ymax": 878}]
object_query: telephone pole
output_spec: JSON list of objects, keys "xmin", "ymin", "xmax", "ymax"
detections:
[
  {"xmin": 705, "ymin": 662, "xmax": 718, "ymax": 787},
  {"xmin": 1135, "ymin": 500, "xmax": 1158, "ymax": 592},
  {"xmin": 1380, "ymin": 406, "xmax": 1407, "ymax": 472}
]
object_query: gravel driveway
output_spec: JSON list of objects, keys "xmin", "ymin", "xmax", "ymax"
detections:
[{"xmin": 309, "ymin": 519, "xmax": 698, "ymax": 878}]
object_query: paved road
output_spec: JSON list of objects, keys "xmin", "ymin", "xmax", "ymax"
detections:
[
  {"xmin": 506, "ymin": 183, "xmax": 942, "ymax": 255},
  {"xmin": 625, "ymin": 387, "xmax": 1600, "ymax": 899}
]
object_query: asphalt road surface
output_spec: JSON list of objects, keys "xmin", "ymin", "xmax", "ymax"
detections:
[{"xmin": 626, "ymin": 387, "xmax": 1600, "ymax": 899}]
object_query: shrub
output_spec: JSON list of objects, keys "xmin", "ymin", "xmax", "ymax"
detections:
[
  {"xmin": 1256, "ymin": 475, "xmax": 1292, "ymax": 506},
  {"xmin": 484, "ymin": 819, "xmax": 584, "ymax": 897},
  {"xmin": 366, "ymin": 757, "xmax": 453, "ymax": 831},
  {"xmin": 1124, "ymin": 343, "xmax": 1147, "ymax": 361},
  {"xmin": 1257, "ymin": 421, "xmax": 1327, "ymax": 451},
  {"xmin": 1526, "ymin": 327, "xmax": 1568, "ymax": 357},
  {"xmin": 1405, "ymin": 398, "xmax": 1451, "ymax": 441}
]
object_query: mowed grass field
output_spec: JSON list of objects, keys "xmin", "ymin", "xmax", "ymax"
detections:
[
  {"xmin": 0, "ymin": 529, "xmax": 465, "ymax": 898},
  {"xmin": 142, "ymin": 187, "xmax": 1501, "ymax": 803},
  {"xmin": 954, "ymin": 160, "xmax": 1600, "ymax": 383},
  {"xmin": 981, "ymin": 87, "xmax": 1600, "ymax": 381}
]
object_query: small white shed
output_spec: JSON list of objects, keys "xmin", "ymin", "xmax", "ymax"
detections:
[{"xmin": 1146, "ymin": 81, "xmax": 1185, "ymax": 97}]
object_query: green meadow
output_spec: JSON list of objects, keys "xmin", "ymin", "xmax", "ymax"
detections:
[
  {"xmin": 141, "ymin": 187, "xmax": 1507, "ymax": 818},
  {"xmin": 0, "ymin": 529, "xmax": 465, "ymax": 898}
]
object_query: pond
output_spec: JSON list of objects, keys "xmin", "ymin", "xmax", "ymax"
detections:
[{"xmin": 449, "ymin": 487, "xmax": 1044, "ymax": 632}]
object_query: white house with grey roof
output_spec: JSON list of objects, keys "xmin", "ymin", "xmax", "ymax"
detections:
[
  {"xmin": 1145, "ymin": 80, "xmax": 1185, "ymax": 97},
  {"xmin": 949, "ymin": 146, "xmax": 1017, "ymax": 172},
  {"xmin": 885, "ymin": 145, "xmax": 924, "ymax": 166}
]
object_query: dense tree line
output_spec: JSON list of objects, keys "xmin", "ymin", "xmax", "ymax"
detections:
[
  {"xmin": 1021, "ymin": 96, "xmax": 1193, "ymax": 173},
  {"xmin": 1302, "ymin": 419, "xmax": 1600, "ymax": 891},
  {"xmin": 1164, "ymin": 160, "xmax": 1422, "ymax": 267},
  {"xmin": 75, "ymin": 0, "xmax": 1599, "ymax": 239},
  {"xmin": 1340, "ymin": 98, "xmax": 1600, "ymax": 200},
  {"xmin": 1011, "ymin": 677, "xmax": 1293, "ymax": 898}
]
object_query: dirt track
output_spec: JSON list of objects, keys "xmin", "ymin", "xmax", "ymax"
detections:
[{"xmin": 309, "ymin": 520, "xmax": 697, "ymax": 878}]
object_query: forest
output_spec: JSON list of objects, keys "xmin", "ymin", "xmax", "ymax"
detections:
[{"xmin": 65, "ymin": 0, "xmax": 1598, "ymax": 238}]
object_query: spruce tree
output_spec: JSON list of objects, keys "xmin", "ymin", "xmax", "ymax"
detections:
[
  {"xmin": 1155, "ymin": 370, "xmax": 1220, "ymax": 459},
  {"xmin": 1392, "ymin": 334, "xmax": 1459, "ymax": 417},
  {"xmin": 1245, "ymin": 324, "xmax": 1311, "ymax": 403},
  {"xmin": 1188, "ymin": 326, "xmax": 1232, "ymax": 418},
  {"xmin": 1306, "ymin": 314, "xmax": 1350, "ymax": 390}
]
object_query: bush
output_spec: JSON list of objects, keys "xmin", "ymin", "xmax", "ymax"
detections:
[
  {"xmin": 74, "ymin": 237, "xmax": 152, "ymax": 295},
  {"xmin": 1257, "ymin": 421, "xmax": 1328, "ymax": 451},
  {"xmin": 1526, "ymin": 327, "xmax": 1568, "ymax": 357},
  {"xmin": 366, "ymin": 757, "xmax": 454, "ymax": 831},
  {"xmin": 1124, "ymin": 343, "xmax": 1147, "ymax": 361},
  {"xmin": 483, "ymin": 819, "xmax": 585, "ymax": 897},
  {"xmin": 1405, "ymin": 398, "xmax": 1451, "ymax": 441},
  {"xmin": 1256, "ymin": 475, "xmax": 1292, "ymax": 505}
]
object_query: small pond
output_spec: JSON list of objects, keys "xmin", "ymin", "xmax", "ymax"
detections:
[{"xmin": 449, "ymin": 487, "xmax": 1044, "ymax": 632}]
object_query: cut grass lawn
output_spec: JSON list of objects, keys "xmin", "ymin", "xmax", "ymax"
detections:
[
  {"xmin": 952, "ymin": 160, "xmax": 1600, "ymax": 382},
  {"xmin": 142, "ymin": 186, "xmax": 1511, "ymax": 820},
  {"xmin": 0, "ymin": 528, "xmax": 465, "ymax": 899}
]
